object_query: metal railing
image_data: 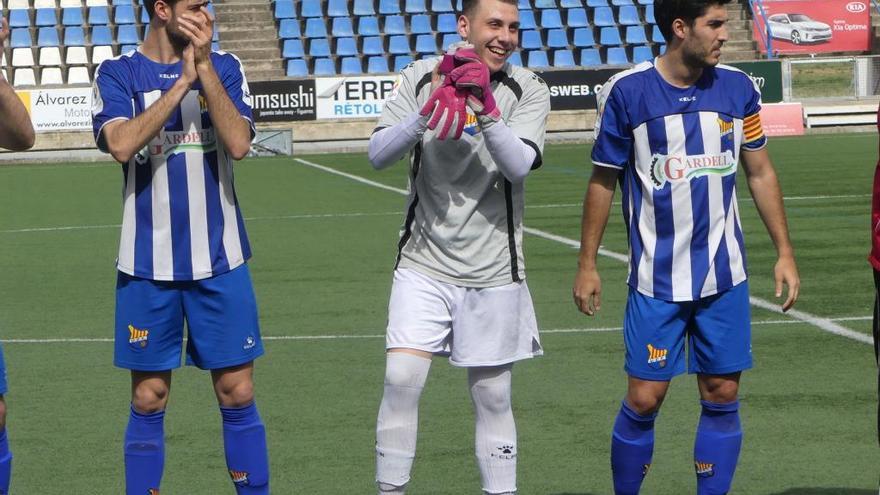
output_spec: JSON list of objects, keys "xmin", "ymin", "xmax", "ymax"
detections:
[{"xmin": 747, "ymin": 0, "xmax": 775, "ymax": 59}]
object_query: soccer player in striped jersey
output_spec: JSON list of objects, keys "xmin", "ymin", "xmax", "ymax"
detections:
[
  {"xmin": 0, "ymin": 15, "xmax": 35, "ymax": 495},
  {"xmin": 368, "ymin": 0, "xmax": 550, "ymax": 492},
  {"xmin": 90, "ymin": 1, "xmax": 268, "ymax": 493},
  {"xmin": 573, "ymin": 1, "xmax": 799, "ymax": 493}
]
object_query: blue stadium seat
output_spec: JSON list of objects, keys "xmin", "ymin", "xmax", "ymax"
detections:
[
  {"xmin": 518, "ymin": 0, "xmax": 531, "ymax": 9},
  {"xmin": 638, "ymin": 0, "xmax": 653, "ymax": 4},
  {"xmin": 64, "ymin": 27, "xmax": 86, "ymax": 46},
  {"xmin": 275, "ymin": 0, "xmax": 297, "ymax": 19},
  {"xmin": 554, "ymin": 49, "xmax": 575, "ymax": 67},
  {"xmin": 546, "ymin": 28, "xmax": 568, "ymax": 48},
  {"xmin": 115, "ymin": 5, "xmax": 136, "ymax": 25},
  {"xmin": 440, "ymin": 33, "xmax": 462, "ymax": 50},
  {"xmin": 645, "ymin": 5, "xmax": 655, "ymax": 23},
  {"xmin": 117, "ymin": 24, "xmax": 140, "ymax": 45},
  {"xmin": 560, "ymin": 0, "xmax": 583, "ymax": 6},
  {"xmin": 658, "ymin": 43, "xmax": 666, "ymax": 54},
  {"xmin": 586, "ymin": 0, "xmax": 608, "ymax": 5},
  {"xmin": 394, "ymin": 55, "xmax": 413, "ymax": 71},
  {"xmin": 287, "ymin": 59, "xmax": 308, "ymax": 77},
  {"xmin": 520, "ymin": 30, "xmax": 542, "ymax": 50},
  {"xmin": 406, "ymin": 0, "xmax": 427, "ymax": 13},
  {"xmin": 304, "ymin": 18, "xmax": 327, "ymax": 38},
  {"xmin": 88, "ymin": 6, "xmax": 110, "ymax": 25},
  {"xmin": 519, "ymin": 10, "xmax": 536, "ymax": 30},
  {"xmin": 651, "ymin": 24, "xmax": 663, "ymax": 43},
  {"xmin": 280, "ymin": 19, "xmax": 302, "ymax": 38},
  {"xmin": 362, "ymin": 36, "xmax": 384, "ymax": 55},
  {"xmin": 611, "ymin": 0, "xmax": 634, "ymax": 4},
  {"xmin": 328, "ymin": 0, "xmax": 350, "ymax": 16},
  {"xmin": 341, "ymin": 56, "xmax": 363, "ymax": 74},
  {"xmin": 411, "ymin": 15, "xmax": 432, "ymax": 34},
  {"xmin": 526, "ymin": 50, "xmax": 549, "ymax": 68},
  {"xmin": 38, "ymin": 28, "xmax": 60, "ymax": 47},
  {"xmin": 593, "ymin": 7, "xmax": 615, "ymax": 27},
  {"xmin": 62, "ymin": 8, "xmax": 84, "ymax": 27},
  {"xmin": 141, "ymin": 6, "xmax": 150, "ymax": 24},
  {"xmin": 301, "ymin": 0, "xmax": 323, "ymax": 17},
  {"xmin": 384, "ymin": 15, "xmax": 406, "ymax": 35},
  {"xmin": 388, "ymin": 35, "xmax": 411, "ymax": 55},
  {"xmin": 10, "ymin": 29, "xmax": 31, "ymax": 48},
  {"xmin": 336, "ymin": 37, "xmax": 358, "ymax": 56},
  {"xmin": 540, "ymin": 9, "xmax": 563, "ymax": 29},
  {"xmin": 8, "ymin": 10, "xmax": 29, "ymax": 29},
  {"xmin": 121, "ymin": 44, "xmax": 138, "ymax": 53},
  {"xmin": 415, "ymin": 34, "xmax": 437, "ymax": 53},
  {"xmin": 507, "ymin": 51, "xmax": 522, "ymax": 66},
  {"xmin": 533, "ymin": 0, "xmax": 555, "ymax": 8},
  {"xmin": 354, "ymin": 0, "xmax": 376, "ymax": 15},
  {"xmin": 309, "ymin": 37, "xmax": 330, "ymax": 57},
  {"xmin": 599, "ymin": 27, "xmax": 622, "ymax": 45},
  {"xmin": 282, "ymin": 39, "xmax": 304, "ymax": 58},
  {"xmin": 331, "ymin": 17, "xmax": 352, "ymax": 37},
  {"xmin": 379, "ymin": 0, "xmax": 401, "ymax": 14},
  {"xmin": 436, "ymin": 13, "xmax": 457, "ymax": 32},
  {"xmin": 579, "ymin": 47, "xmax": 601, "ymax": 65},
  {"xmin": 632, "ymin": 45, "xmax": 652, "ymax": 63},
  {"xmin": 567, "ymin": 8, "xmax": 589, "ymax": 27},
  {"xmin": 572, "ymin": 27, "xmax": 595, "ymax": 47},
  {"xmin": 367, "ymin": 55, "xmax": 389, "ymax": 73},
  {"xmin": 606, "ymin": 46, "xmax": 629, "ymax": 64},
  {"xmin": 618, "ymin": 5, "xmax": 640, "ymax": 25},
  {"xmin": 313, "ymin": 58, "xmax": 336, "ymax": 75},
  {"xmin": 625, "ymin": 26, "xmax": 647, "ymax": 44},
  {"xmin": 35, "ymin": 9, "xmax": 57, "ymax": 28},
  {"xmin": 358, "ymin": 16, "xmax": 380, "ymax": 35},
  {"xmin": 91, "ymin": 26, "xmax": 113, "ymax": 45},
  {"xmin": 431, "ymin": 0, "xmax": 454, "ymax": 12}
]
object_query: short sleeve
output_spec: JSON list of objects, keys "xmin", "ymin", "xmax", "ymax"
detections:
[
  {"xmin": 591, "ymin": 80, "xmax": 632, "ymax": 169},
  {"xmin": 742, "ymin": 77, "xmax": 767, "ymax": 151},
  {"xmin": 216, "ymin": 52, "xmax": 256, "ymax": 140},
  {"xmin": 91, "ymin": 60, "xmax": 134, "ymax": 153},
  {"xmin": 506, "ymin": 72, "xmax": 551, "ymax": 163},
  {"xmin": 376, "ymin": 62, "xmax": 425, "ymax": 130}
]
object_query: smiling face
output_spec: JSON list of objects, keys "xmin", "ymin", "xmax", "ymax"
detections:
[{"xmin": 457, "ymin": 0, "xmax": 519, "ymax": 73}]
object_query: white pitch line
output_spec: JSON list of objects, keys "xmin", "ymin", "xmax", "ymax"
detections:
[{"xmin": 295, "ymin": 158, "xmax": 874, "ymax": 347}]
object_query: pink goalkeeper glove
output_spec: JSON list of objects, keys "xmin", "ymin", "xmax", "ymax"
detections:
[
  {"xmin": 419, "ymin": 79, "xmax": 469, "ymax": 140},
  {"xmin": 449, "ymin": 61, "xmax": 501, "ymax": 121},
  {"xmin": 437, "ymin": 42, "xmax": 481, "ymax": 75}
]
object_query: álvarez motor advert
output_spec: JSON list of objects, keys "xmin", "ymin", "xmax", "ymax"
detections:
[{"xmin": 752, "ymin": 0, "xmax": 870, "ymax": 54}]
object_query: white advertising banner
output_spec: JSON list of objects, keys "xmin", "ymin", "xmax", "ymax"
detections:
[
  {"xmin": 17, "ymin": 87, "xmax": 92, "ymax": 132},
  {"xmin": 315, "ymin": 75, "xmax": 398, "ymax": 119}
]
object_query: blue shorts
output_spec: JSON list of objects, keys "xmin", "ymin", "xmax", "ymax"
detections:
[
  {"xmin": 114, "ymin": 263, "xmax": 264, "ymax": 371},
  {"xmin": 623, "ymin": 281, "xmax": 752, "ymax": 381},
  {"xmin": 0, "ymin": 344, "xmax": 7, "ymax": 395}
]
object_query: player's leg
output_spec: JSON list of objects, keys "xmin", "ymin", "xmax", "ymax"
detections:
[
  {"xmin": 468, "ymin": 365, "xmax": 516, "ymax": 495},
  {"xmin": 873, "ymin": 269, "xmax": 880, "ymax": 446},
  {"xmin": 613, "ymin": 289, "xmax": 689, "ymax": 495},
  {"xmin": 377, "ymin": 268, "xmax": 454, "ymax": 494},
  {"xmin": 126, "ymin": 371, "xmax": 172, "ymax": 495},
  {"xmin": 182, "ymin": 263, "xmax": 267, "ymax": 495},
  {"xmin": 0, "ymin": 346, "xmax": 10, "ymax": 495},
  {"xmin": 690, "ymin": 282, "xmax": 753, "ymax": 495}
]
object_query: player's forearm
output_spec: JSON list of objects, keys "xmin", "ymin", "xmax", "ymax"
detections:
[
  {"xmin": 0, "ymin": 77, "xmax": 34, "ymax": 151},
  {"xmin": 368, "ymin": 113, "xmax": 429, "ymax": 169},
  {"xmin": 198, "ymin": 63, "xmax": 252, "ymax": 160},
  {"xmin": 103, "ymin": 78, "xmax": 191, "ymax": 163},
  {"xmin": 748, "ymin": 170, "xmax": 795, "ymax": 257},
  {"xmin": 578, "ymin": 168, "xmax": 618, "ymax": 269},
  {"xmin": 482, "ymin": 121, "xmax": 538, "ymax": 183}
]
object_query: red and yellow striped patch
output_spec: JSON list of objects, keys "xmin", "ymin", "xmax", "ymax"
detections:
[{"xmin": 743, "ymin": 113, "xmax": 764, "ymax": 143}]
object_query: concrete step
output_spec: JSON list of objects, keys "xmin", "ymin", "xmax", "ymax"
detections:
[
  {"xmin": 215, "ymin": 11, "xmax": 275, "ymax": 24},
  {"xmin": 239, "ymin": 59, "xmax": 285, "ymax": 71},
  {"xmin": 218, "ymin": 26, "xmax": 278, "ymax": 39},
  {"xmin": 724, "ymin": 40, "xmax": 757, "ymax": 51},
  {"xmin": 220, "ymin": 39, "xmax": 280, "ymax": 51},
  {"xmin": 247, "ymin": 69, "xmax": 287, "ymax": 81},
  {"xmin": 229, "ymin": 47, "xmax": 282, "ymax": 59},
  {"xmin": 722, "ymin": 50, "xmax": 759, "ymax": 61}
]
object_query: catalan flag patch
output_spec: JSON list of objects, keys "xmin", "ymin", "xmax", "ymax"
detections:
[
  {"xmin": 743, "ymin": 113, "xmax": 764, "ymax": 144},
  {"xmin": 695, "ymin": 461, "xmax": 715, "ymax": 477},
  {"xmin": 128, "ymin": 324, "xmax": 149, "ymax": 348},
  {"xmin": 229, "ymin": 470, "xmax": 250, "ymax": 485},
  {"xmin": 646, "ymin": 344, "xmax": 668, "ymax": 368}
]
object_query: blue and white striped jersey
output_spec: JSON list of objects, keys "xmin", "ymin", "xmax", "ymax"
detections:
[
  {"xmin": 592, "ymin": 60, "xmax": 767, "ymax": 302},
  {"xmin": 92, "ymin": 49, "xmax": 255, "ymax": 281}
]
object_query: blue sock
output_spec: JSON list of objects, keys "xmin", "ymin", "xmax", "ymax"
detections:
[
  {"xmin": 124, "ymin": 406, "xmax": 164, "ymax": 495},
  {"xmin": 694, "ymin": 400, "xmax": 742, "ymax": 495},
  {"xmin": 0, "ymin": 428, "xmax": 12, "ymax": 495},
  {"xmin": 611, "ymin": 400, "xmax": 657, "ymax": 495},
  {"xmin": 221, "ymin": 402, "xmax": 269, "ymax": 494}
]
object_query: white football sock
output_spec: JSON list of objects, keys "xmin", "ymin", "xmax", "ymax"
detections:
[
  {"xmin": 376, "ymin": 352, "xmax": 432, "ymax": 492},
  {"xmin": 469, "ymin": 365, "xmax": 517, "ymax": 495}
]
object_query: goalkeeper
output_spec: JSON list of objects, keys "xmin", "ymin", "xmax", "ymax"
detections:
[{"xmin": 367, "ymin": 0, "xmax": 550, "ymax": 493}]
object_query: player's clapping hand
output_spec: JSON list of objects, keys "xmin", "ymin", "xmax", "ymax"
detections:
[
  {"xmin": 774, "ymin": 254, "xmax": 799, "ymax": 312},
  {"xmin": 177, "ymin": 6, "xmax": 214, "ymax": 70},
  {"xmin": 0, "ymin": 18, "xmax": 9, "ymax": 52},
  {"xmin": 451, "ymin": 61, "xmax": 501, "ymax": 121},
  {"xmin": 419, "ymin": 43, "xmax": 481, "ymax": 140},
  {"xmin": 573, "ymin": 266, "xmax": 602, "ymax": 316}
]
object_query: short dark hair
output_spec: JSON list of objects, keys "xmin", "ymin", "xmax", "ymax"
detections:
[
  {"xmin": 460, "ymin": 0, "xmax": 518, "ymax": 17},
  {"xmin": 144, "ymin": 0, "xmax": 181, "ymax": 20},
  {"xmin": 654, "ymin": 0, "xmax": 732, "ymax": 42}
]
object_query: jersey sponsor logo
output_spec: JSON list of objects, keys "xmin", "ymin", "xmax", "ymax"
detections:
[
  {"xmin": 462, "ymin": 112, "xmax": 480, "ymax": 136},
  {"xmin": 229, "ymin": 470, "xmax": 250, "ymax": 485},
  {"xmin": 679, "ymin": 96, "xmax": 697, "ymax": 102},
  {"xmin": 695, "ymin": 461, "xmax": 715, "ymax": 477},
  {"xmin": 148, "ymin": 129, "xmax": 218, "ymax": 158},
  {"xmin": 491, "ymin": 444, "xmax": 516, "ymax": 460},
  {"xmin": 159, "ymin": 73, "xmax": 179, "ymax": 79},
  {"xmin": 128, "ymin": 325, "xmax": 149, "ymax": 348},
  {"xmin": 646, "ymin": 344, "xmax": 667, "ymax": 368},
  {"xmin": 649, "ymin": 150, "xmax": 736, "ymax": 189}
]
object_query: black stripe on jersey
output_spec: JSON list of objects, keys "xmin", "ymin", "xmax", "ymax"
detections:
[
  {"xmin": 415, "ymin": 72, "xmax": 434, "ymax": 98},
  {"xmin": 492, "ymin": 71, "xmax": 523, "ymax": 101},
  {"xmin": 395, "ymin": 143, "xmax": 422, "ymax": 270},
  {"xmin": 521, "ymin": 138, "xmax": 543, "ymax": 170},
  {"xmin": 503, "ymin": 179, "xmax": 522, "ymax": 283}
]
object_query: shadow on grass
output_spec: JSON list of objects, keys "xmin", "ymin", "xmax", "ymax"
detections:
[{"xmin": 769, "ymin": 490, "xmax": 877, "ymax": 495}]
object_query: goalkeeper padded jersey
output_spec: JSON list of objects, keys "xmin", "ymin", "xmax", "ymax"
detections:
[
  {"xmin": 91, "ymin": 49, "xmax": 255, "ymax": 281},
  {"xmin": 592, "ymin": 60, "xmax": 767, "ymax": 302},
  {"xmin": 377, "ymin": 57, "xmax": 550, "ymax": 288}
]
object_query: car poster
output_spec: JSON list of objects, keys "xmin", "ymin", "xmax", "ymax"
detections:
[{"xmin": 752, "ymin": 0, "xmax": 869, "ymax": 54}]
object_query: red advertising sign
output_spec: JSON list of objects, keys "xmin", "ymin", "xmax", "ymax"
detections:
[
  {"xmin": 752, "ymin": 0, "xmax": 869, "ymax": 54},
  {"xmin": 760, "ymin": 103, "xmax": 805, "ymax": 137}
]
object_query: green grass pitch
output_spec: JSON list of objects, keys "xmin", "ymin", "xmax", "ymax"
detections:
[{"xmin": 0, "ymin": 133, "xmax": 878, "ymax": 493}]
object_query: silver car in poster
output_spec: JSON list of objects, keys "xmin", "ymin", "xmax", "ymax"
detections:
[{"xmin": 767, "ymin": 13, "xmax": 833, "ymax": 44}]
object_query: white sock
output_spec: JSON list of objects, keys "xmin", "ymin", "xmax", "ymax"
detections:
[
  {"xmin": 469, "ymin": 365, "xmax": 517, "ymax": 495},
  {"xmin": 376, "ymin": 352, "xmax": 432, "ymax": 491}
]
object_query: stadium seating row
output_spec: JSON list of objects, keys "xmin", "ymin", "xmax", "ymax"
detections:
[{"xmin": 272, "ymin": 0, "xmax": 654, "ymax": 18}]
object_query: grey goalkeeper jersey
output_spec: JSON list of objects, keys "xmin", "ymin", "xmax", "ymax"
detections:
[{"xmin": 377, "ymin": 57, "xmax": 550, "ymax": 288}]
